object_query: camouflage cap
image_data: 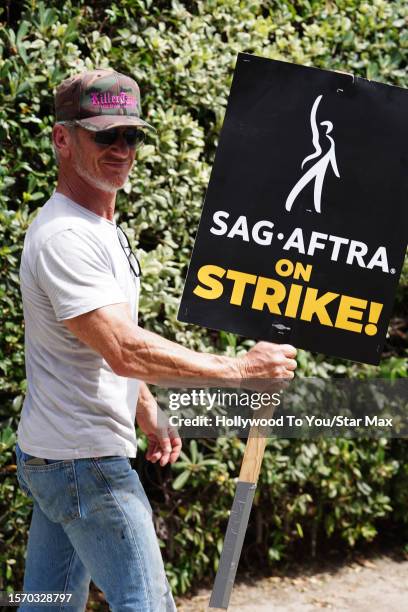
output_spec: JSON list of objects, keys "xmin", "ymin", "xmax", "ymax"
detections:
[{"xmin": 55, "ymin": 69, "xmax": 154, "ymax": 131}]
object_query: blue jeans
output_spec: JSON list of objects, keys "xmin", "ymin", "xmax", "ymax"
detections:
[{"xmin": 15, "ymin": 443, "xmax": 177, "ymax": 611}]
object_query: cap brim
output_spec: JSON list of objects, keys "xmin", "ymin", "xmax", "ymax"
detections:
[{"xmin": 74, "ymin": 115, "xmax": 156, "ymax": 132}]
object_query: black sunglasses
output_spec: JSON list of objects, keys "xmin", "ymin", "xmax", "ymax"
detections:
[
  {"xmin": 94, "ymin": 127, "xmax": 145, "ymax": 148},
  {"xmin": 116, "ymin": 225, "xmax": 142, "ymax": 279}
]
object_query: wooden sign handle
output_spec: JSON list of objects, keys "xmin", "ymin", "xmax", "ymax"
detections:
[
  {"xmin": 239, "ymin": 430, "xmax": 268, "ymax": 483},
  {"xmin": 208, "ymin": 394, "xmax": 280, "ymax": 610},
  {"xmin": 208, "ymin": 418, "xmax": 270, "ymax": 610}
]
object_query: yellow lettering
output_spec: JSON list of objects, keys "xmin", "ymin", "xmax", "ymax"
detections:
[
  {"xmin": 300, "ymin": 288, "xmax": 338, "ymax": 326},
  {"xmin": 275, "ymin": 259, "xmax": 294, "ymax": 277},
  {"xmin": 252, "ymin": 278, "xmax": 286, "ymax": 314},
  {"xmin": 193, "ymin": 265, "xmax": 226, "ymax": 300},
  {"xmin": 226, "ymin": 270, "xmax": 257, "ymax": 306},
  {"xmin": 284, "ymin": 284, "xmax": 303, "ymax": 318},
  {"xmin": 192, "ymin": 264, "xmax": 370, "ymax": 338},
  {"xmin": 293, "ymin": 262, "xmax": 312, "ymax": 282},
  {"xmin": 335, "ymin": 295, "xmax": 367, "ymax": 333}
]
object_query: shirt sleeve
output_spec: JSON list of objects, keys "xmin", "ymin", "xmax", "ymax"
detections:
[{"xmin": 36, "ymin": 228, "xmax": 128, "ymax": 321}]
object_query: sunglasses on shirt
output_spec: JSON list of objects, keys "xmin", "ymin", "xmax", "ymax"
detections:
[
  {"xmin": 93, "ymin": 127, "xmax": 146, "ymax": 148},
  {"xmin": 116, "ymin": 225, "xmax": 142, "ymax": 279}
]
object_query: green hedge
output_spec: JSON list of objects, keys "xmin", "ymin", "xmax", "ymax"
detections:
[{"xmin": 1, "ymin": 0, "xmax": 407, "ymax": 596}]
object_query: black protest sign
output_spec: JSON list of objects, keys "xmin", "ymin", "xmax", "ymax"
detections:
[{"xmin": 178, "ymin": 54, "xmax": 408, "ymax": 364}]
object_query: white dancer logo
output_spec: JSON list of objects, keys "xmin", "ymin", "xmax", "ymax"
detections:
[{"xmin": 285, "ymin": 95, "xmax": 340, "ymax": 213}]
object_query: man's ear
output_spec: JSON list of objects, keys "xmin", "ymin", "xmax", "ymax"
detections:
[{"xmin": 53, "ymin": 124, "xmax": 74, "ymax": 161}]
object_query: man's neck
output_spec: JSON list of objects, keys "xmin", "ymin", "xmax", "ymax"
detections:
[{"xmin": 56, "ymin": 172, "xmax": 116, "ymax": 222}]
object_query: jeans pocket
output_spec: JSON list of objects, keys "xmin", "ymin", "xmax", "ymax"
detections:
[
  {"xmin": 23, "ymin": 461, "xmax": 81, "ymax": 524},
  {"xmin": 93, "ymin": 457, "xmax": 153, "ymax": 517},
  {"xmin": 15, "ymin": 444, "xmax": 33, "ymax": 499},
  {"xmin": 16, "ymin": 464, "xmax": 33, "ymax": 499}
]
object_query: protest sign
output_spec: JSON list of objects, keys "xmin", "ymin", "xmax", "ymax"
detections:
[{"xmin": 178, "ymin": 53, "xmax": 408, "ymax": 364}]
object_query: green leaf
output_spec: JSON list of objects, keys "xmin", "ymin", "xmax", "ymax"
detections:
[
  {"xmin": 189, "ymin": 439, "xmax": 198, "ymax": 463},
  {"xmin": 172, "ymin": 470, "xmax": 191, "ymax": 490}
]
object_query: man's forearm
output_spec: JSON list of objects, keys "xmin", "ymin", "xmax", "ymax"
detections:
[
  {"xmin": 118, "ymin": 324, "xmax": 242, "ymax": 384},
  {"xmin": 136, "ymin": 381, "xmax": 155, "ymax": 414},
  {"xmin": 63, "ymin": 303, "xmax": 296, "ymax": 385}
]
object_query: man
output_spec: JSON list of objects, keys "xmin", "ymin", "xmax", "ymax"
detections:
[{"xmin": 15, "ymin": 69, "xmax": 297, "ymax": 611}]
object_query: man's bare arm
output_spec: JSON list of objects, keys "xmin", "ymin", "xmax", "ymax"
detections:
[
  {"xmin": 136, "ymin": 381, "xmax": 182, "ymax": 466},
  {"xmin": 63, "ymin": 302, "xmax": 297, "ymax": 385},
  {"xmin": 136, "ymin": 381, "xmax": 157, "ymax": 415}
]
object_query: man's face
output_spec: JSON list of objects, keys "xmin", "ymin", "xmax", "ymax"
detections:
[{"xmin": 68, "ymin": 126, "xmax": 137, "ymax": 193}]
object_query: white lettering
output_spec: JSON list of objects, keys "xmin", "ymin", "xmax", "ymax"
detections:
[
  {"xmin": 328, "ymin": 235, "xmax": 349, "ymax": 261},
  {"xmin": 207, "ymin": 212, "xmax": 389, "ymax": 274},
  {"xmin": 346, "ymin": 240, "xmax": 368, "ymax": 266},
  {"xmin": 367, "ymin": 246, "xmax": 389, "ymax": 273},
  {"xmin": 210, "ymin": 210, "xmax": 229, "ymax": 236},
  {"xmin": 283, "ymin": 228, "xmax": 305, "ymax": 253},
  {"xmin": 307, "ymin": 232, "xmax": 328, "ymax": 256},
  {"xmin": 228, "ymin": 215, "xmax": 250, "ymax": 241},
  {"xmin": 252, "ymin": 220, "xmax": 274, "ymax": 246}
]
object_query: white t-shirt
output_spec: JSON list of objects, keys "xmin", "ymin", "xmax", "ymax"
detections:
[{"xmin": 17, "ymin": 192, "xmax": 141, "ymax": 459}]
